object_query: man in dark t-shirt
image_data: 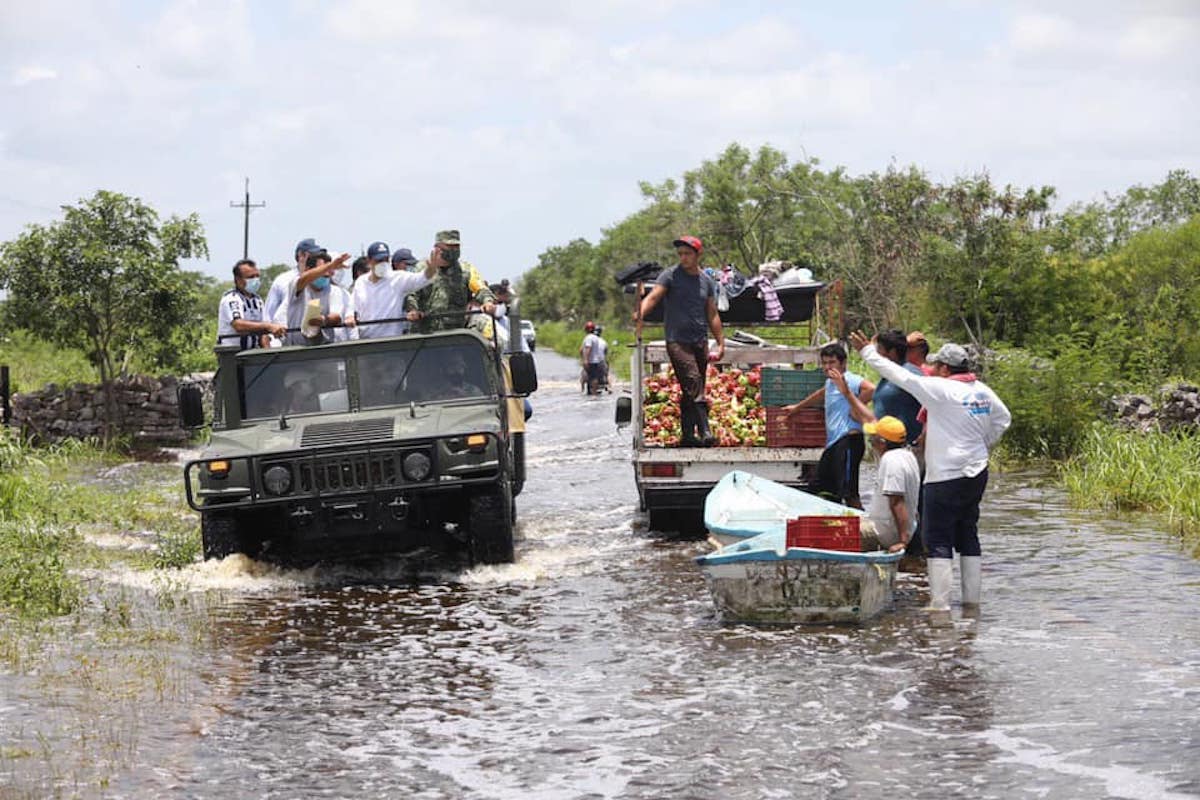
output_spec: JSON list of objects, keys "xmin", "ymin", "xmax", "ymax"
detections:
[{"xmin": 636, "ymin": 235, "xmax": 726, "ymax": 446}]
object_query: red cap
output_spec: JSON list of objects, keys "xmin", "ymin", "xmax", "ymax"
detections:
[
  {"xmin": 673, "ymin": 235, "xmax": 703, "ymax": 254},
  {"xmin": 585, "ymin": 320, "xmax": 595, "ymax": 332}
]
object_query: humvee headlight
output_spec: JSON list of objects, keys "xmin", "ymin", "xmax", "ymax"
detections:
[
  {"xmin": 402, "ymin": 451, "xmax": 432, "ymax": 481},
  {"xmin": 263, "ymin": 465, "xmax": 293, "ymax": 496},
  {"xmin": 207, "ymin": 460, "xmax": 231, "ymax": 478}
]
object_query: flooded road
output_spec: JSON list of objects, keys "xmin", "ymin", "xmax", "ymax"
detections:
[{"xmin": 5, "ymin": 349, "xmax": 1200, "ymax": 799}]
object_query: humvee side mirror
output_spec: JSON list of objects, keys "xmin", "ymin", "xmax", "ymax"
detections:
[
  {"xmin": 615, "ymin": 396, "xmax": 632, "ymax": 425},
  {"xmin": 509, "ymin": 351, "xmax": 538, "ymax": 395},
  {"xmin": 179, "ymin": 384, "xmax": 205, "ymax": 429}
]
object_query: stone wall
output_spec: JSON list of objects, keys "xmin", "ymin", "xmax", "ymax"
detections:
[
  {"xmin": 1107, "ymin": 382, "xmax": 1200, "ymax": 433},
  {"xmin": 11, "ymin": 373, "xmax": 213, "ymax": 446}
]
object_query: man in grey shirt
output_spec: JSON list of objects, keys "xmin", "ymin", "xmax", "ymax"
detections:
[{"xmin": 636, "ymin": 235, "xmax": 726, "ymax": 446}]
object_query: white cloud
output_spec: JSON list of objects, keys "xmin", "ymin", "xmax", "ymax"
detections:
[{"xmin": 11, "ymin": 66, "xmax": 57, "ymax": 87}]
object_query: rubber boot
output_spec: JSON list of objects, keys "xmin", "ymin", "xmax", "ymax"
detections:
[
  {"xmin": 695, "ymin": 401, "xmax": 717, "ymax": 447},
  {"xmin": 679, "ymin": 405, "xmax": 702, "ymax": 448},
  {"xmin": 926, "ymin": 558, "xmax": 953, "ymax": 613},
  {"xmin": 960, "ymin": 556, "xmax": 982, "ymax": 617}
]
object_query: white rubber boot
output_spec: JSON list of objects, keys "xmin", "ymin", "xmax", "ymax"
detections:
[
  {"xmin": 960, "ymin": 556, "xmax": 982, "ymax": 616},
  {"xmin": 926, "ymin": 558, "xmax": 953, "ymax": 612}
]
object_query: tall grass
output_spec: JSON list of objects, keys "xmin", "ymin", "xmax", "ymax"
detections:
[{"xmin": 1062, "ymin": 423, "xmax": 1200, "ymax": 546}]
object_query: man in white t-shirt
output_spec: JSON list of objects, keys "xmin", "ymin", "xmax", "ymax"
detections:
[
  {"xmin": 274, "ymin": 250, "xmax": 352, "ymax": 346},
  {"xmin": 352, "ymin": 241, "xmax": 436, "ymax": 339},
  {"xmin": 265, "ymin": 238, "xmax": 325, "ymax": 322},
  {"xmin": 860, "ymin": 416, "xmax": 921, "ymax": 553},
  {"xmin": 580, "ymin": 321, "xmax": 606, "ymax": 394},
  {"xmin": 217, "ymin": 259, "xmax": 286, "ymax": 350},
  {"xmin": 852, "ymin": 331, "xmax": 1010, "ymax": 615}
]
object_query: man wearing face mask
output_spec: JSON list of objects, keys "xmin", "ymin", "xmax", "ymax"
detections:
[
  {"xmin": 351, "ymin": 241, "xmax": 437, "ymax": 339},
  {"xmin": 404, "ymin": 230, "xmax": 496, "ymax": 334},
  {"xmin": 275, "ymin": 250, "xmax": 352, "ymax": 346},
  {"xmin": 265, "ymin": 238, "xmax": 325, "ymax": 322},
  {"xmin": 217, "ymin": 259, "xmax": 286, "ymax": 350}
]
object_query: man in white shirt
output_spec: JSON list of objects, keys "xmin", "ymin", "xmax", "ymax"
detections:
[
  {"xmin": 274, "ymin": 250, "xmax": 352, "ymax": 346},
  {"xmin": 217, "ymin": 259, "xmax": 286, "ymax": 350},
  {"xmin": 265, "ymin": 238, "xmax": 325, "ymax": 322},
  {"xmin": 860, "ymin": 416, "xmax": 921, "ymax": 553},
  {"xmin": 851, "ymin": 332, "xmax": 1011, "ymax": 615},
  {"xmin": 580, "ymin": 321, "xmax": 606, "ymax": 394},
  {"xmin": 352, "ymin": 241, "xmax": 436, "ymax": 339}
]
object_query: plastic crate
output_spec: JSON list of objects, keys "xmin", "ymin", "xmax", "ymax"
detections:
[
  {"xmin": 760, "ymin": 367, "xmax": 826, "ymax": 406},
  {"xmin": 765, "ymin": 407, "xmax": 826, "ymax": 447},
  {"xmin": 786, "ymin": 515, "xmax": 861, "ymax": 551}
]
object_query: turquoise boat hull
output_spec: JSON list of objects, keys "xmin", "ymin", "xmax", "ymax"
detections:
[{"xmin": 696, "ymin": 528, "xmax": 902, "ymax": 624}]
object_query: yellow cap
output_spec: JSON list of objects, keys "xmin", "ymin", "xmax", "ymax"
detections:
[{"xmin": 863, "ymin": 416, "xmax": 907, "ymax": 444}]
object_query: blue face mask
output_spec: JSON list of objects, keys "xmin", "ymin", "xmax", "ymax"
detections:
[
  {"xmin": 311, "ymin": 276, "xmax": 330, "ymax": 291},
  {"xmin": 243, "ymin": 276, "xmax": 261, "ymax": 295}
]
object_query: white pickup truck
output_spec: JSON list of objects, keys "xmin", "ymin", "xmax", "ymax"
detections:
[{"xmin": 618, "ymin": 337, "xmax": 826, "ymax": 534}]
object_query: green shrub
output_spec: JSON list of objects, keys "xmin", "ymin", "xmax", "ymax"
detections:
[
  {"xmin": 0, "ymin": 522, "xmax": 81, "ymax": 618},
  {"xmin": 986, "ymin": 337, "xmax": 1130, "ymax": 460}
]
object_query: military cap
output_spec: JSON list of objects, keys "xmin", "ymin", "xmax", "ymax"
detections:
[{"xmin": 435, "ymin": 230, "xmax": 461, "ymax": 245}]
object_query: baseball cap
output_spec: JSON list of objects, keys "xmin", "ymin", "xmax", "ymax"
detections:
[
  {"xmin": 391, "ymin": 247, "xmax": 417, "ymax": 266},
  {"xmin": 295, "ymin": 238, "xmax": 323, "ymax": 257},
  {"xmin": 673, "ymin": 235, "xmax": 703, "ymax": 253},
  {"xmin": 367, "ymin": 241, "xmax": 390, "ymax": 262},
  {"xmin": 927, "ymin": 343, "xmax": 970, "ymax": 368},
  {"xmin": 436, "ymin": 230, "xmax": 461, "ymax": 245},
  {"xmin": 863, "ymin": 416, "xmax": 907, "ymax": 444}
]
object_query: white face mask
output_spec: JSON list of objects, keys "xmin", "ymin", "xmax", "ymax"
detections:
[
  {"xmin": 243, "ymin": 276, "xmax": 261, "ymax": 295},
  {"xmin": 373, "ymin": 261, "xmax": 390, "ymax": 279}
]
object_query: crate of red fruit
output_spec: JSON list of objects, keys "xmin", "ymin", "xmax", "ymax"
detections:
[
  {"xmin": 786, "ymin": 515, "xmax": 861, "ymax": 551},
  {"xmin": 760, "ymin": 367, "xmax": 826, "ymax": 406},
  {"xmin": 765, "ymin": 407, "xmax": 825, "ymax": 447}
]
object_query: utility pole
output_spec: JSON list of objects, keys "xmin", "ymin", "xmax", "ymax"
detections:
[{"xmin": 230, "ymin": 177, "xmax": 266, "ymax": 259}]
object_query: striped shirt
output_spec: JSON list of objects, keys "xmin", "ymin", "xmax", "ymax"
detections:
[{"xmin": 217, "ymin": 288, "xmax": 265, "ymax": 351}]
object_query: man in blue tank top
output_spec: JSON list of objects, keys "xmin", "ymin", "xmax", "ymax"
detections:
[{"xmin": 782, "ymin": 342, "xmax": 875, "ymax": 507}]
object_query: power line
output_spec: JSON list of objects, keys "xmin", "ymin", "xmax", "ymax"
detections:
[{"xmin": 229, "ymin": 177, "xmax": 266, "ymax": 259}]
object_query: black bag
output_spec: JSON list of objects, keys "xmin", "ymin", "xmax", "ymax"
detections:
[{"xmin": 614, "ymin": 261, "xmax": 661, "ymax": 287}]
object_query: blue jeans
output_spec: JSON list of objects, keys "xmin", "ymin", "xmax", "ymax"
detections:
[{"xmin": 923, "ymin": 469, "xmax": 988, "ymax": 559}]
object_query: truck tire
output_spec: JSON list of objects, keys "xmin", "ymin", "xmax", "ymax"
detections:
[
  {"xmin": 512, "ymin": 433, "xmax": 526, "ymax": 498},
  {"xmin": 201, "ymin": 511, "xmax": 242, "ymax": 560},
  {"xmin": 468, "ymin": 483, "xmax": 515, "ymax": 565}
]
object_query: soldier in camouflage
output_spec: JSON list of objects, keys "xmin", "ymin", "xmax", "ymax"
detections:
[{"xmin": 404, "ymin": 229, "xmax": 497, "ymax": 334}]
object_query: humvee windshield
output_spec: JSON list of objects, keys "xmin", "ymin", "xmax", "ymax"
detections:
[{"xmin": 238, "ymin": 340, "xmax": 492, "ymax": 420}]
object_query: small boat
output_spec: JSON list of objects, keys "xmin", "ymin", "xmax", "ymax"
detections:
[
  {"xmin": 695, "ymin": 528, "xmax": 902, "ymax": 624},
  {"xmin": 704, "ymin": 470, "xmax": 866, "ymax": 547}
]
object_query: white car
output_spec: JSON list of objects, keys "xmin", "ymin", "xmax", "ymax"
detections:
[{"xmin": 519, "ymin": 319, "xmax": 536, "ymax": 351}]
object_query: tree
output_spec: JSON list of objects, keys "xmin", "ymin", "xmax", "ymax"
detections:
[{"xmin": 0, "ymin": 190, "xmax": 208, "ymax": 438}]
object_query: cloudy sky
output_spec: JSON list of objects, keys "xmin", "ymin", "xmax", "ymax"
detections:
[{"xmin": 2, "ymin": 1, "xmax": 1197, "ymax": 285}]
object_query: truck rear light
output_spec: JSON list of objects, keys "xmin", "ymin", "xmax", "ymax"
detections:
[{"xmin": 642, "ymin": 463, "xmax": 680, "ymax": 478}]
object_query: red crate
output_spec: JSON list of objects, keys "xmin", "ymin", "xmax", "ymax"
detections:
[
  {"xmin": 786, "ymin": 516, "xmax": 861, "ymax": 552},
  {"xmin": 765, "ymin": 407, "xmax": 826, "ymax": 448}
]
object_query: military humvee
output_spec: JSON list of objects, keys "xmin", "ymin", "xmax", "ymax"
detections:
[{"xmin": 179, "ymin": 326, "xmax": 537, "ymax": 565}]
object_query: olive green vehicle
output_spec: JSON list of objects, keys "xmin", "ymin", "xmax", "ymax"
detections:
[{"xmin": 179, "ymin": 328, "xmax": 537, "ymax": 565}]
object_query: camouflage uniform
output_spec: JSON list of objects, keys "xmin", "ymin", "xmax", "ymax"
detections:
[{"xmin": 404, "ymin": 230, "xmax": 496, "ymax": 334}]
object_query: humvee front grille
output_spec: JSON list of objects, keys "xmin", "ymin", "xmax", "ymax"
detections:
[
  {"xmin": 297, "ymin": 451, "xmax": 401, "ymax": 493},
  {"xmin": 300, "ymin": 418, "xmax": 395, "ymax": 448}
]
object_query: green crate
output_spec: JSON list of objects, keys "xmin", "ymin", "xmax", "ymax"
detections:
[{"xmin": 760, "ymin": 366, "xmax": 826, "ymax": 406}]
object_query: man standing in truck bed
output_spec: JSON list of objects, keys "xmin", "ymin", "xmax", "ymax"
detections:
[{"xmin": 635, "ymin": 235, "xmax": 725, "ymax": 447}]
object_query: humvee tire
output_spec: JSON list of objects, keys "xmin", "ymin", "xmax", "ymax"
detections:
[
  {"xmin": 469, "ymin": 482, "xmax": 515, "ymax": 564},
  {"xmin": 201, "ymin": 511, "xmax": 242, "ymax": 560}
]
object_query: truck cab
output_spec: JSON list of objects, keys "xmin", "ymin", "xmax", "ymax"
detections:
[{"xmin": 181, "ymin": 329, "xmax": 536, "ymax": 565}]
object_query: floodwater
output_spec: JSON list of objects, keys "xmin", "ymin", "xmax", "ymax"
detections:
[{"xmin": 4, "ymin": 350, "xmax": 1200, "ymax": 799}]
